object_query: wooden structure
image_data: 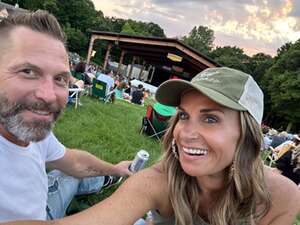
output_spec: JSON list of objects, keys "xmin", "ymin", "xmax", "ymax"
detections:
[{"xmin": 87, "ymin": 31, "xmax": 219, "ymax": 82}]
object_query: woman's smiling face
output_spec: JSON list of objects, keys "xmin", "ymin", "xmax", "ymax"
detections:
[{"xmin": 173, "ymin": 90, "xmax": 241, "ymax": 178}]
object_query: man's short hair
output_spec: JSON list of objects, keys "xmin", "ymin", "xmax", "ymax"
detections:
[{"xmin": 0, "ymin": 10, "xmax": 65, "ymax": 45}]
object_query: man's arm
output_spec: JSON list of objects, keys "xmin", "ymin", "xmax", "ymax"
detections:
[
  {"xmin": 46, "ymin": 148, "xmax": 132, "ymax": 178},
  {"xmin": 1, "ymin": 165, "xmax": 169, "ymax": 225}
]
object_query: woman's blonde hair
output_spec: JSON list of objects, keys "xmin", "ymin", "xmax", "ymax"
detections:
[{"xmin": 161, "ymin": 111, "xmax": 271, "ymax": 225}]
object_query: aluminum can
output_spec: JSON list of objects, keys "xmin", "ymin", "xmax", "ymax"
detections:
[{"xmin": 129, "ymin": 150, "xmax": 149, "ymax": 173}]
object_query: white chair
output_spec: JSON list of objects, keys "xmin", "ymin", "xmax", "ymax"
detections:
[{"xmin": 69, "ymin": 88, "xmax": 84, "ymax": 109}]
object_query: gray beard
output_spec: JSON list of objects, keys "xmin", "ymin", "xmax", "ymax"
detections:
[{"xmin": 0, "ymin": 92, "xmax": 61, "ymax": 143}]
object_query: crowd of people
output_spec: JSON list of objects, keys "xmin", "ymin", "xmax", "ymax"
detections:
[
  {"xmin": 261, "ymin": 126, "xmax": 300, "ymax": 186},
  {"xmin": 68, "ymin": 59, "xmax": 151, "ymax": 105},
  {"xmin": 0, "ymin": 9, "xmax": 299, "ymax": 225}
]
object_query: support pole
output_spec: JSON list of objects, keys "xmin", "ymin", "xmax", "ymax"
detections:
[
  {"xmin": 103, "ymin": 42, "xmax": 113, "ymax": 72},
  {"xmin": 117, "ymin": 50, "xmax": 126, "ymax": 75},
  {"xmin": 128, "ymin": 56, "xmax": 137, "ymax": 80},
  {"xmin": 86, "ymin": 35, "xmax": 96, "ymax": 65}
]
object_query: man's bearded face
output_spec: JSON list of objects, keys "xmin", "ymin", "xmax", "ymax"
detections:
[{"xmin": 0, "ymin": 92, "xmax": 62, "ymax": 143}]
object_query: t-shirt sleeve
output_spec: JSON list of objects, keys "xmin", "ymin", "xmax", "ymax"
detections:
[{"xmin": 44, "ymin": 132, "xmax": 66, "ymax": 162}]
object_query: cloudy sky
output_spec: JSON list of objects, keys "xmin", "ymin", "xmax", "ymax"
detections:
[{"xmin": 92, "ymin": 0, "xmax": 300, "ymax": 56}]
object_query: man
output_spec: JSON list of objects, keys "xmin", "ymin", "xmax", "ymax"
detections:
[
  {"xmin": 0, "ymin": 10, "xmax": 131, "ymax": 222},
  {"xmin": 274, "ymin": 134, "xmax": 300, "ymax": 159},
  {"xmin": 131, "ymin": 84, "xmax": 144, "ymax": 105}
]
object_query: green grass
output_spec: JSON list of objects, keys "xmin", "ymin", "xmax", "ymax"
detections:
[
  {"xmin": 54, "ymin": 96, "xmax": 162, "ymax": 165},
  {"xmin": 54, "ymin": 96, "xmax": 300, "ymax": 222},
  {"xmin": 54, "ymin": 96, "xmax": 162, "ymax": 209}
]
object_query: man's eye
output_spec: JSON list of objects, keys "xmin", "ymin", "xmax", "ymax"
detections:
[
  {"xmin": 20, "ymin": 69, "xmax": 35, "ymax": 77},
  {"xmin": 178, "ymin": 111, "xmax": 188, "ymax": 120},
  {"xmin": 204, "ymin": 116, "xmax": 218, "ymax": 124},
  {"xmin": 55, "ymin": 76, "xmax": 69, "ymax": 87}
]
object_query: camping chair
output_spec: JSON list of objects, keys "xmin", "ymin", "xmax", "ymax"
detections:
[
  {"xmin": 263, "ymin": 147, "xmax": 277, "ymax": 167},
  {"xmin": 140, "ymin": 103, "xmax": 176, "ymax": 140},
  {"xmin": 92, "ymin": 79, "xmax": 114, "ymax": 103},
  {"xmin": 68, "ymin": 87, "xmax": 84, "ymax": 109}
]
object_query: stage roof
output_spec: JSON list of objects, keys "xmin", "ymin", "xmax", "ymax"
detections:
[{"xmin": 89, "ymin": 31, "xmax": 219, "ymax": 78}]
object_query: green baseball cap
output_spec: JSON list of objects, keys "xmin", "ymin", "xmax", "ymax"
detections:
[{"xmin": 155, "ymin": 67, "xmax": 264, "ymax": 124}]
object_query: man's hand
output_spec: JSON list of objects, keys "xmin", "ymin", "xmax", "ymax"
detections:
[{"xmin": 114, "ymin": 161, "xmax": 133, "ymax": 176}]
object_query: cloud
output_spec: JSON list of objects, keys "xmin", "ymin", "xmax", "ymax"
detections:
[{"xmin": 92, "ymin": 0, "xmax": 300, "ymax": 56}]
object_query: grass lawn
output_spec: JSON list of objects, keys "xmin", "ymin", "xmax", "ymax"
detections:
[
  {"xmin": 54, "ymin": 96, "xmax": 162, "ymax": 165},
  {"xmin": 54, "ymin": 96, "xmax": 300, "ymax": 223}
]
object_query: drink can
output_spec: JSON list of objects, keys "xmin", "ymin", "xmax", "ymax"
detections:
[{"xmin": 129, "ymin": 150, "xmax": 149, "ymax": 173}]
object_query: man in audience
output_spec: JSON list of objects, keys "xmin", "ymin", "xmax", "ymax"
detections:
[
  {"xmin": 0, "ymin": 10, "xmax": 131, "ymax": 222},
  {"xmin": 131, "ymin": 84, "xmax": 144, "ymax": 105}
]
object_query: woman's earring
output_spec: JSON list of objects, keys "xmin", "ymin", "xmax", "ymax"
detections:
[{"xmin": 171, "ymin": 138, "xmax": 179, "ymax": 159}]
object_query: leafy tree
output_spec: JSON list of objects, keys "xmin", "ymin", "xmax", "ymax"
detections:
[
  {"xmin": 249, "ymin": 53, "xmax": 273, "ymax": 81},
  {"xmin": 64, "ymin": 25, "xmax": 88, "ymax": 56},
  {"xmin": 181, "ymin": 25, "xmax": 215, "ymax": 56},
  {"xmin": 276, "ymin": 42, "xmax": 293, "ymax": 59},
  {"xmin": 120, "ymin": 20, "xmax": 165, "ymax": 37},
  {"xmin": 2, "ymin": 0, "xmax": 58, "ymax": 13},
  {"xmin": 263, "ymin": 40, "xmax": 300, "ymax": 130},
  {"xmin": 210, "ymin": 46, "xmax": 251, "ymax": 73},
  {"xmin": 146, "ymin": 22, "xmax": 165, "ymax": 37},
  {"xmin": 121, "ymin": 21, "xmax": 138, "ymax": 35}
]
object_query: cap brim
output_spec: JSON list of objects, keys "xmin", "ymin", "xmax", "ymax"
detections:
[{"xmin": 155, "ymin": 79, "xmax": 246, "ymax": 111}]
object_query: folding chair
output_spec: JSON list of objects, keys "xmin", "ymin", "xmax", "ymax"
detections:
[
  {"xmin": 68, "ymin": 88, "xmax": 84, "ymax": 109},
  {"xmin": 92, "ymin": 79, "xmax": 114, "ymax": 103},
  {"xmin": 263, "ymin": 147, "xmax": 277, "ymax": 167},
  {"xmin": 140, "ymin": 103, "xmax": 176, "ymax": 140}
]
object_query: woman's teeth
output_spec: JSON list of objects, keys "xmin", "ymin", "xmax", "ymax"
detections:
[{"xmin": 182, "ymin": 147, "xmax": 208, "ymax": 156}]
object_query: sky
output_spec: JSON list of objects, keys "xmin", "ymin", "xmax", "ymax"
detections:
[{"xmin": 92, "ymin": 0, "xmax": 300, "ymax": 56}]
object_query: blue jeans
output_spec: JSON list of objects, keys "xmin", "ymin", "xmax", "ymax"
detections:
[{"xmin": 46, "ymin": 170, "xmax": 105, "ymax": 219}]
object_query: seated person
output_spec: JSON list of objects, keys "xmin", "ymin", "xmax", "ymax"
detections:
[
  {"xmin": 68, "ymin": 76, "xmax": 84, "ymax": 103},
  {"xmin": 270, "ymin": 131, "xmax": 288, "ymax": 148},
  {"xmin": 69, "ymin": 75, "xmax": 84, "ymax": 89},
  {"xmin": 114, "ymin": 81, "xmax": 127, "ymax": 99},
  {"xmin": 274, "ymin": 134, "xmax": 300, "ymax": 159},
  {"xmin": 72, "ymin": 61, "xmax": 92, "ymax": 86},
  {"xmin": 131, "ymin": 84, "xmax": 144, "ymax": 105},
  {"xmin": 0, "ymin": 10, "xmax": 132, "ymax": 223},
  {"xmin": 124, "ymin": 81, "xmax": 132, "ymax": 95},
  {"xmin": 275, "ymin": 145, "xmax": 300, "ymax": 185}
]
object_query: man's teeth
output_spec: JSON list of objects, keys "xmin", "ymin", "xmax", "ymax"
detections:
[
  {"xmin": 31, "ymin": 110, "xmax": 50, "ymax": 115},
  {"xmin": 182, "ymin": 147, "xmax": 208, "ymax": 155}
]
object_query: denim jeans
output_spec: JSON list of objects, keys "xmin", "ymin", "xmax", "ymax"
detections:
[
  {"xmin": 46, "ymin": 170, "xmax": 105, "ymax": 219},
  {"xmin": 133, "ymin": 218, "xmax": 147, "ymax": 225}
]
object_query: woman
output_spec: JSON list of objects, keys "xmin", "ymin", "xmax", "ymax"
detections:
[
  {"xmin": 275, "ymin": 143, "xmax": 300, "ymax": 186},
  {"xmin": 4, "ymin": 67, "xmax": 300, "ymax": 225}
]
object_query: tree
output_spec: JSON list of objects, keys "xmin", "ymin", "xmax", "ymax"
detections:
[
  {"xmin": 276, "ymin": 42, "xmax": 293, "ymax": 59},
  {"xmin": 249, "ymin": 53, "xmax": 273, "ymax": 81},
  {"xmin": 121, "ymin": 21, "xmax": 138, "ymax": 35},
  {"xmin": 263, "ymin": 40, "xmax": 300, "ymax": 130},
  {"xmin": 181, "ymin": 25, "xmax": 215, "ymax": 56},
  {"xmin": 120, "ymin": 20, "xmax": 165, "ymax": 37},
  {"xmin": 210, "ymin": 46, "xmax": 251, "ymax": 73},
  {"xmin": 64, "ymin": 25, "xmax": 88, "ymax": 56}
]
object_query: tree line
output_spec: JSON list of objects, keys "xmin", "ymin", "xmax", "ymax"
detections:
[{"xmin": 4, "ymin": 0, "xmax": 300, "ymax": 131}]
